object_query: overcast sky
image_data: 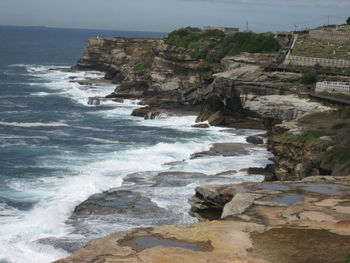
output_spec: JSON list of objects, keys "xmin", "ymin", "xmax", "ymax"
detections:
[{"xmin": 0, "ymin": 0, "xmax": 348, "ymax": 32}]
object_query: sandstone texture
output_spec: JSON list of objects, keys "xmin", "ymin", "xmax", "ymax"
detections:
[
  {"xmin": 74, "ymin": 38, "xmax": 332, "ymax": 128},
  {"xmin": 267, "ymin": 109, "xmax": 350, "ymax": 181},
  {"xmin": 55, "ymin": 177, "xmax": 350, "ymax": 263},
  {"xmin": 58, "ymin": 36, "xmax": 350, "ymax": 263}
]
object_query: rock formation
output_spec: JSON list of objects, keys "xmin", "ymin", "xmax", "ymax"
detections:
[
  {"xmin": 74, "ymin": 38, "xmax": 327, "ymax": 128},
  {"xmin": 55, "ymin": 177, "xmax": 350, "ymax": 263}
]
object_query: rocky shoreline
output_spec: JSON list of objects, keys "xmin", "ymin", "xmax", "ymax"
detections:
[{"xmin": 53, "ymin": 35, "xmax": 350, "ymax": 263}]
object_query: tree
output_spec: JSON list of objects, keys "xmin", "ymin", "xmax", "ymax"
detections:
[{"xmin": 347, "ymin": 17, "xmax": 350, "ymax": 25}]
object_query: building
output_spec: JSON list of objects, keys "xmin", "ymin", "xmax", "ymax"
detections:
[{"xmin": 203, "ymin": 26, "xmax": 239, "ymax": 35}]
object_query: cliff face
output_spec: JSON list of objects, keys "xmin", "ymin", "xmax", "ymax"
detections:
[
  {"xmin": 75, "ymin": 38, "xmax": 318, "ymax": 128},
  {"xmin": 75, "ymin": 37, "xmax": 345, "ymax": 178},
  {"xmin": 75, "ymin": 38, "xmax": 214, "ymax": 101},
  {"xmin": 267, "ymin": 109, "xmax": 350, "ymax": 180}
]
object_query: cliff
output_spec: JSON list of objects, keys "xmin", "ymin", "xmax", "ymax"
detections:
[
  {"xmin": 52, "ymin": 33, "xmax": 350, "ymax": 263},
  {"xmin": 74, "ymin": 36, "xmax": 332, "ymax": 129},
  {"xmin": 267, "ymin": 108, "xmax": 350, "ymax": 180}
]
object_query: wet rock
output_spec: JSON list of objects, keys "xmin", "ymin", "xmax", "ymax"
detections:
[
  {"xmin": 191, "ymin": 123, "xmax": 210, "ymax": 128},
  {"xmin": 190, "ymin": 143, "xmax": 253, "ymax": 159},
  {"xmin": 247, "ymin": 165, "xmax": 276, "ymax": 181},
  {"xmin": 131, "ymin": 106, "xmax": 162, "ymax": 118},
  {"xmin": 152, "ymin": 172, "xmax": 208, "ymax": 187},
  {"xmin": 37, "ymin": 237, "xmax": 84, "ymax": 254},
  {"xmin": 73, "ymin": 190, "xmax": 161, "ymax": 216},
  {"xmin": 56, "ymin": 179, "xmax": 350, "ymax": 263},
  {"xmin": 189, "ymin": 180, "xmax": 350, "ymax": 221},
  {"xmin": 54, "ymin": 221, "xmax": 265, "ymax": 263},
  {"xmin": 207, "ymin": 111, "xmax": 225, "ymax": 126},
  {"xmin": 246, "ymin": 135, "xmax": 264, "ymax": 145},
  {"xmin": 121, "ymin": 236, "xmax": 211, "ymax": 253},
  {"xmin": 215, "ymin": 170, "xmax": 238, "ymax": 176}
]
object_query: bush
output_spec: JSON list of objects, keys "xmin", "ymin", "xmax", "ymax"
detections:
[
  {"xmin": 301, "ymin": 69, "xmax": 317, "ymax": 84},
  {"xmin": 165, "ymin": 27, "xmax": 202, "ymax": 48},
  {"xmin": 134, "ymin": 52, "xmax": 153, "ymax": 73},
  {"xmin": 347, "ymin": 17, "xmax": 350, "ymax": 25},
  {"xmin": 166, "ymin": 28, "xmax": 280, "ymax": 68}
]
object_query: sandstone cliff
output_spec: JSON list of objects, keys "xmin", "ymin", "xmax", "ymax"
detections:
[
  {"xmin": 267, "ymin": 109, "xmax": 350, "ymax": 180},
  {"xmin": 75, "ymin": 37, "xmax": 330, "ymax": 128}
]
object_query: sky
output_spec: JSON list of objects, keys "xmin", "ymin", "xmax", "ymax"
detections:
[{"xmin": 0, "ymin": 0, "xmax": 349, "ymax": 33}]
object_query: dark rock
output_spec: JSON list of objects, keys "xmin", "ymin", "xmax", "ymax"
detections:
[
  {"xmin": 247, "ymin": 165, "xmax": 277, "ymax": 181},
  {"xmin": 37, "ymin": 237, "xmax": 84, "ymax": 254},
  {"xmin": 190, "ymin": 143, "xmax": 253, "ymax": 159},
  {"xmin": 192, "ymin": 123, "xmax": 210, "ymax": 128},
  {"xmin": 73, "ymin": 190, "xmax": 161, "ymax": 216},
  {"xmin": 131, "ymin": 106, "xmax": 162, "ymax": 118},
  {"xmin": 207, "ymin": 111, "xmax": 225, "ymax": 126},
  {"xmin": 246, "ymin": 135, "xmax": 264, "ymax": 145}
]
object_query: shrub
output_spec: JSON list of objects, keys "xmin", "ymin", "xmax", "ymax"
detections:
[
  {"xmin": 165, "ymin": 27, "xmax": 202, "ymax": 48},
  {"xmin": 347, "ymin": 17, "xmax": 350, "ymax": 25},
  {"xmin": 165, "ymin": 28, "xmax": 281, "ymax": 67},
  {"xmin": 134, "ymin": 52, "xmax": 153, "ymax": 73},
  {"xmin": 301, "ymin": 69, "xmax": 317, "ymax": 84}
]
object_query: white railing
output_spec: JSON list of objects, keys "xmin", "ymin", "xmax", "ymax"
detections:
[
  {"xmin": 286, "ymin": 34, "xmax": 298, "ymax": 58},
  {"xmin": 285, "ymin": 55, "xmax": 350, "ymax": 67},
  {"xmin": 316, "ymin": 81, "xmax": 350, "ymax": 94}
]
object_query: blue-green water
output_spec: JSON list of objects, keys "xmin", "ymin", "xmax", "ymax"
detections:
[{"xmin": 0, "ymin": 26, "xmax": 271, "ymax": 263}]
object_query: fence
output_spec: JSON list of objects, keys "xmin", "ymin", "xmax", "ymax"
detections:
[
  {"xmin": 316, "ymin": 81, "xmax": 350, "ymax": 94},
  {"xmin": 284, "ymin": 55, "xmax": 350, "ymax": 68}
]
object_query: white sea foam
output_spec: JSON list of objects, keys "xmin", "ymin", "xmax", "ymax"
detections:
[
  {"xmin": 0, "ymin": 64, "xmax": 274, "ymax": 263},
  {"xmin": 22, "ymin": 65, "xmax": 115, "ymax": 106},
  {"xmin": 30, "ymin": 92, "xmax": 51, "ymax": 96},
  {"xmin": 84, "ymin": 137, "xmax": 120, "ymax": 144}
]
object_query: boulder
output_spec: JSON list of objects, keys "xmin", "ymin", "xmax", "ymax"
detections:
[
  {"xmin": 207, "ymin": 111, "xmax": 225, "ymax": 126},
  {"xmin": 246, "ymin": 135, "xmax": 264, "ymax": 145},
  {"xmin": 221, "ymin": 192, "xmax": 262, "ymax": 219},
  {"xmin": 73, "ymin": 190, "xmax": 161, "ymax": 216}
]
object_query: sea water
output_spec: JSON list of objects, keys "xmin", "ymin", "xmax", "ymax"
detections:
[{"xmin": 0, "ymin": 26, "xmax": 272, "ymax": 263}]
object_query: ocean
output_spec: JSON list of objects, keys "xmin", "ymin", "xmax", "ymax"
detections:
[{"xmin": 0, "ymin": 26, "xmax": 272, "ymax": 263}]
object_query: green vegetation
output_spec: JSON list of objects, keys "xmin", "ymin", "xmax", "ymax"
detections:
[
  {"xmin": 335, "ymin": 107, "xmax": 350, "ymax": 119},
  {"xmin": 293, "ymin": 35, "xmax": 350, "ymax": 60},
  {"xmin": 134, "ymin": 51, "xmax": 153, "ymax": 73},
  {"xmin": 347, "ymin": 17, "xmax": 350, "ymax": 25},
  {"xmin": 165, "ymin": 27, "xmax": 280, "ymax": 67},
  {"xmin": 279, "ymin": 129, "xmax": 331, "ymax": 149},
  {"xmin": 301, "ymin": 69, "xmax": 317, "ymax": 84},
  {"xmin": 341, "ymin": 255, "xmax": 350, "ymax": 263},
  {"xmin": 319, "ymin": 92, "xmax": 350, "ymax": 101},
  {"xmin": 326, "ymin": 146, "xmax": 350, "ymax": 164},
  {"xmin": 277, "ymin": 108, "xmax": 350, "ymax": 173}
]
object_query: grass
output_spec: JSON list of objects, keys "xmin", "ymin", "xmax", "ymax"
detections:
[
  {"xmin": 278, "ymin": 129, "xmax": 332, "ymax": 150},
  {"xmin": 293, "ymin": 35, "xmax": 350, "ymax": 60},
  {"xmin": 134, "ymin": 51, "xmax": 153, "ymax": 73},
  {"xmin": 319, "ymin": 92, "xmax": 350, "ymax": 101},
  {"xmin": 341, "ymin": 255, "xmax": 350, "ymax": 263},
  {"xmin": 326, "ymin": 146, "xmax": 350, "ymax": 163},
  {"xmin": 276, "ymin": 108, "xmax": 350, "ymax": 173}
]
